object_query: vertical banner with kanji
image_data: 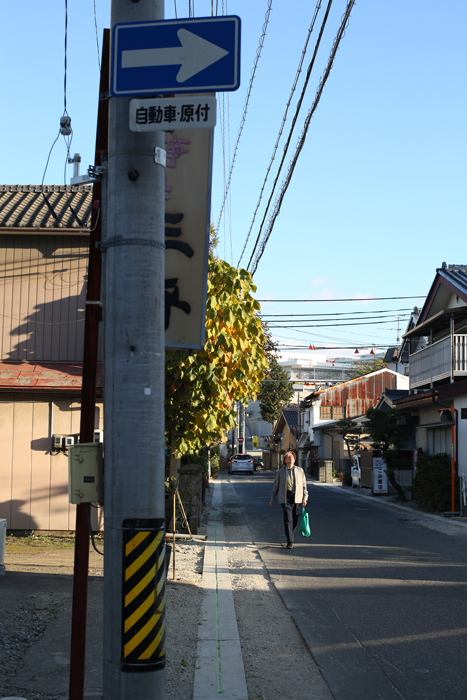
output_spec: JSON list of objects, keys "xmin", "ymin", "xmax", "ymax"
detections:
[
  {"xmin": 164, "ymin": 127, "xmax": 213, "ymax": 349},
  {"xmin": 372, "ymin": 457, "xmax": 388, "ymax": 494}
]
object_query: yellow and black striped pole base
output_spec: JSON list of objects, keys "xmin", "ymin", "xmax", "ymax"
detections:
[{"xmin": 121, "ymin": 518, "xmax": 166, "ymax": 672}]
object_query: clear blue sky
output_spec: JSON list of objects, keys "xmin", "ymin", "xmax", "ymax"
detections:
[{"xmin": 1, "ymin": 1, "xmax": 465, "ymax": 358}]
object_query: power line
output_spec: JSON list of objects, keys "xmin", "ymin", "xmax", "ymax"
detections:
[
  {"xmin": 250, "ymin": 0, "xmax": 356, "ymax": 275},
  {"xmin": 216, "ymin": 0, "xmax": 274, "ymax": 231},
  {"xmin": 277, "ymin": 344, "xmax": 388, "ymax": 350},
  {"xmin": 257, "ymin": 296, "xmax": 424, "ymax": 302},
  {"xmin": 263, "ymin": 312, "xmax": 411, "ymax": 320},
  {"xmin": 261, "ymin": 307, "xmax": 413, "ymax": 317},
  {"xmin": 268, "ymin": 320, "xmax": 410, "ymax": 329},
  {"xmin": 93, "ymin": 0, "xmax": 101, "ymax": 71},
  {"xmin": 237, "ymin": 0, "xmax": 324, "ymax": 267},
  {"xmin": 246, "ymin": 0, "xmax": 334, "ymax": 271}
]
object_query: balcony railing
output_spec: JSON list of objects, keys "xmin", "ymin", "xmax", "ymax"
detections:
[{"xmin": 409, "ymin": 334, "xmax": 467, "ymax": 388}]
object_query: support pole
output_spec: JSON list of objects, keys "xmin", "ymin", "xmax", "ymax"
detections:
[
  {"xmin": 69, "ymin": 28, "xmax": 109, "ymax": 700},
  {"xmin": 103, "ymin": 1, "xmax": 166, "ymax": 698}
]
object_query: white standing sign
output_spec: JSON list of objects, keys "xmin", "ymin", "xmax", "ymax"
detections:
[
  {"xmin": 130, "ymin": 95, "xmax": 216, "ymax": 131},
  {"xmin": 373, "ymin": 457, "xmax": 388, "ymax": 494}
]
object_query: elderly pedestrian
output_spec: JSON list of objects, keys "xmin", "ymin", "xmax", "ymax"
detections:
[{"xmin": 270, "ymin": 451, "xmax": 308, "ymax": 549}]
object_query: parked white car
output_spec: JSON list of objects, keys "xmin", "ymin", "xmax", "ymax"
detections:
[
  {"xmin": 228, "ymin": 454, "xmax": 254, "ymax": 475},
  {"xmin": 351, "ymin": 455, "xmax": 361, "ymax": 488}
]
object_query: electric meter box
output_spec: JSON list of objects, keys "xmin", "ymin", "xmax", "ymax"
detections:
[{"xmin": 68, "ymin": 442, "xmax": 103, "ymax": 505}]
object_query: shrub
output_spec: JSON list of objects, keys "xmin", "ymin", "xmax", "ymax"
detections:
[{"xmin": 413, "ymin": 453, "xmax": 459, "ymax": 512}]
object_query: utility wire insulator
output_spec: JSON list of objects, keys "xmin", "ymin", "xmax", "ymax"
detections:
[{"xmin": 60, "ymin": 115, "xmax": 72, "ymax": 135}]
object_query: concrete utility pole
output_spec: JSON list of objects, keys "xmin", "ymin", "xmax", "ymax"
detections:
[{"xmin": 103, "ymin": 1, "xmax": 166, "ymax": 698}]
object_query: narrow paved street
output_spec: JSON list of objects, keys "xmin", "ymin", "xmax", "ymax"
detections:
[{"xmin": 227, "ymin": 472, "xmax": 467, "ymax": 700}]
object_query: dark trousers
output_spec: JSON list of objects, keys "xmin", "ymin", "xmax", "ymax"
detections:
[{"xmin": 281, "ymin": 491, "xmax": 301, "ymax": 544}]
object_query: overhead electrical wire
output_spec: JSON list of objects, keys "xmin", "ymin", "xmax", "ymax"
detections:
[
  {"xmin": 93, "ymin": 0, "xmax": 101, "ymax": 71},
  {"xmin": 249, "ymin": 0, "xmax": 357, "ymax": 275},
  {"xmin": 261, "ymin": 307, "xmax": 413, "ymax": 317},
  {"xmin": 237, "ymin": 0, "xmax": 324, "ymax": 267},
  {"xmin": 245, "ymin": 0, "xmax": 334, "ymax": 271},
  {"xmin": 263, "ymin": 313, "xmax": 411, "ymax": 322},
  {"xmin": 267, "ymin": 319, "xmax": 409, "ymax": 329},
  {"xmin": 40, "ymin": 0, "xmax": 89, "ymax": 229},
  {"xmin": 257, "ymin": 296, "xmax": 424, "ymax": 302},
  {"xmin": 216, "ymin": 0, "xmax": 274, "ymax": 232}
]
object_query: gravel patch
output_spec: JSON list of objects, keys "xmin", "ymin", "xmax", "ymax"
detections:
[
  {"xmin": 0, "ymin": 488, "xmax": 214, "ymax": 700},
  {"xmin": 0, "ymin": 591, "xmax": 67, "ymax": 700}
]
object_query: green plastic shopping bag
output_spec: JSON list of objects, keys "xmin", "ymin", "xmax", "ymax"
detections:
[{"xmin": 300, "ymin": 507, "xmax": 311, "ymax": 537}]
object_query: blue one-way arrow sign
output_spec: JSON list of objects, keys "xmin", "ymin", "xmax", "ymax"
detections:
[{"xmin": 111, "ymin": 16, "xmax": 241, "ymax": 97}]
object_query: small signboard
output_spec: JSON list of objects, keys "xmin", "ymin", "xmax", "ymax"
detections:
[
  {"xmin": 238, "ymin": 437, "xmax": 244, "ymax": 443},
  {"xmin": 130, "ymin": 95, "xmax": 216, "ymax": 132},
  {"xmin": 373, "ymin": 457, "xmax": 388, "ymax": 494},
  {"xmin": 164, "ymin": 127, "xmax": 212, "ymax": 349}
]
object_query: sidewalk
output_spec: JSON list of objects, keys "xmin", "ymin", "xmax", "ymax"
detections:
[{"xmin": 0, "ymin": 476, "xmax": 333, "ymax": 700}]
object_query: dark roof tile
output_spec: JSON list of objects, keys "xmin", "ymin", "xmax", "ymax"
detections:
[
  {"xmin": 0, "ymin": 185, "xmax": 93, "ymax": 229},
  {"xmin": 438, "ymin": 264, "xmax": 467, "ymax": 296}
]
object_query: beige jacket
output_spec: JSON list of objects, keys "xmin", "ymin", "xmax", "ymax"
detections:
[{"xmin": 271, "ymin": 466, "xmax": 308, "ymax": 505}]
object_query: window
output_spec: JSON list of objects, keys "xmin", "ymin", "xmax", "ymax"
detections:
[
  {"xmin": 426, "ymin": 427, "xmax": 452, "ymax": 455},
  {"xmin": 320, "ymin": 406, "xmax": 346, "ymax": 420}
]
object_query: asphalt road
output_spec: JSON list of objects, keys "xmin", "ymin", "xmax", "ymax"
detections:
[{"xmin": 227, "ymin": 472, "xmax": 467, "ymax": 700}]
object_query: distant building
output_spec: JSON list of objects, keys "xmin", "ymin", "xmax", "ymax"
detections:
[{"xmin": 223, "ymin": 354, "xmax": 381, "ymax": 455}]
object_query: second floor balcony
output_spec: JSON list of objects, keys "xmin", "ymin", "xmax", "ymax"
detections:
[{"xmin": 409, "ymin": 334, "xmax": 467, "ymax": 389}]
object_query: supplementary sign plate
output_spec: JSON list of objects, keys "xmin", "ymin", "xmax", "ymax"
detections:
[
  {"xmin": 130, "ymin": 95, "xmax": 216, "ymax": 131},
  {"xmin": 111, "ymin": 16, "xmax": 241, "ymax": 96}
]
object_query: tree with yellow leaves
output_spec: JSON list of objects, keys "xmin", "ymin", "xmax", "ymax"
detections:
[{"xmin": 165, "ymin": 257, "xmax": 267, "ymax": 477}]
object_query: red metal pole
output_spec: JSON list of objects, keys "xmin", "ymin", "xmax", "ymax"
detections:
[
  {"xmin": 452, "ymin": 420, "xmax": 455, "ymax": 513},
  {"xmin": 68, "ymin": 30, "xmax": 109, "ymax": 700}
]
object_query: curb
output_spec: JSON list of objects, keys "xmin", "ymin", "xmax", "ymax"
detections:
[{"xmin": 313, "ymin": 481, "xmax": 467, "ymax": 530}]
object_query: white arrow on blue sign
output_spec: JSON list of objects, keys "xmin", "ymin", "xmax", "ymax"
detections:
[{"xmin": 111, "ymin": 16, "xmax": 241, "ymax": 97}]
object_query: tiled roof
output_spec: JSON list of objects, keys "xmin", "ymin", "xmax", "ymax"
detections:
[
  {"xmin": 0, "ymin": 185, "xmax": 93, "ymax": 230},
  {"xmin": 384, "ymin": 389, "xmax": 409, "ymax": 402},
  {"xmin": 437, "ymin": 263, "xmax": 467, "ymax": 296},
  {"xmin": 282, "ymin": 408, "xmax": 299, "ymax": 431},
  {"xmin": 0, "ymin": 362, "xmax": 102, "ymax": 390}
]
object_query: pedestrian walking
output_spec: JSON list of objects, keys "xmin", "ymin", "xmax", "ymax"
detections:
[{"xmin": 270, "ymin": 451, "xmax": 308, "ymax": 548}]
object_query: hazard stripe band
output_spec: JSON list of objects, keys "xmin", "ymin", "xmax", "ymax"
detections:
[{"xmin": 121, "ymin": 518, "xmax": 166, "ymax": 672}]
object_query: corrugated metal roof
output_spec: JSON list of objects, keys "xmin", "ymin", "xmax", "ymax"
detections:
[
  {"xmin": 0, "ymin": 361, "xmax": 102, "ymax": 390},
  {"xmin": 0, "ymin": 185, "xmax": 93, "ymax": 230},
  {"xmin": 438, "ymin": 264, "xmax": 467, "ymax": 296}
]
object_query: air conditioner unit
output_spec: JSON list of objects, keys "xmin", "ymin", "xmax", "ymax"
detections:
[
  {"xmin": 0, "ymin": 518, "xmax": 6, "ymax": 575},
  {"xmin": 52, "ymin": 434, "xmax": 65, "ymax": 450}
]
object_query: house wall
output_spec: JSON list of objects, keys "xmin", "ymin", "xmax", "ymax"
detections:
[
  {"xmin": 0, "ymin": 394, "xmax": 103, "ymax": 531},
  {"xmin": 0, "ymin": 234, "xmax": 89, "ymax": 361},
  {"xmin": 411, "ymin": 399, "xmax": 467, "ymax": 480},
  {"xmin": 283, "ymin": 423, "xmax": 297, "ymax": 452}
]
